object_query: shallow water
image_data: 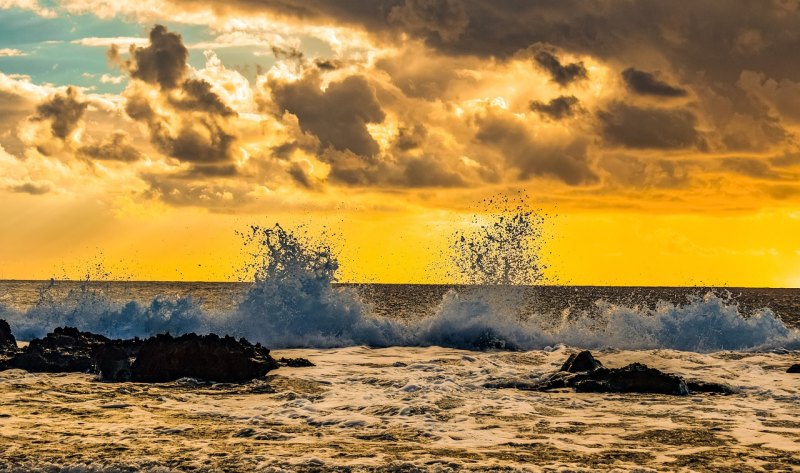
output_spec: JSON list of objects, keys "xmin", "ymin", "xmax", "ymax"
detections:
[{"xmin": 1, "ymin": 347, "xmax": 799, "ymax": 472}]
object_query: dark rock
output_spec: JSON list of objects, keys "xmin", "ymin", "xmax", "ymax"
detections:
[
  {"xmin": 94, "ymin": 343, "xmax": 141, "ymax": 381},
  {"xmin": 128, "ymin": 333, "xmax": 278, "ymax": 383},
  {"xmin": 560, "ymin": 350, "xmax": 603, "ymax": 373},
  {"xmin": 0, "ymin": 319, "xmax": 16, "ymax": 354},
  {"xmin": 6, "ymin": 327, "xmax": 113, "ymax": 373},
  {"xmin": 277, "ymin": 357, "xmax": 315, "ymax": 368},
  {"xmin": 485, "ymin": 352, "xmax": 736, "ymax": 396},
  {"xmin": 686, "ymin": 380, "xmax": 735, "ymax": 395},
  {"xmin": 573, "ymin": 363, "xmax": 689, "ymax": 395},
  {"xmin": 788, "ymin": 364, "xmax": 800, "ymax": 373}
]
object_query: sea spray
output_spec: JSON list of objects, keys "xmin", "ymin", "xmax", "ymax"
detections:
[{"xmin": 220, "ymin": 224, "xmax": 400, "ymax": 348}]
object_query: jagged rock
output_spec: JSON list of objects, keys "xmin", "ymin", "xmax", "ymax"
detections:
[
  {"xmin": 126, "ymin": 333, "xmax": 278, "ymax": 383},
  {"xmin": 486, "ymin": 351, "xmax": 732, "ymax": 396},
  {"xmin": 6, "ymin": 327, "xmax": 113, "ymax": 373},
  {"xmin": 277, "ymin": 357, "xmax": 315, "ymax": 368},
  {"xmin": 788, "ymin": 364, "xmax": 800, "ymax": 373},
  {"xmin": 560, "ymin": 350, "xmax": 603, "ymax": 373},
  {"xmin": 573, "ymin": 363, "xmax": 689, "ymax": 395},
  {"xmin": 93, "ymin": 343, "xmax": 140, "ymax": 381},
  {"xmin": 0, "ymin": 319, "xmax": 16, "ymax": 352}
]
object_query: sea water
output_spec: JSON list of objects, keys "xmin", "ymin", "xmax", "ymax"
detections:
[{"xmin": 1, "ymin": 219, "xmax": 800, "ymax": 471}]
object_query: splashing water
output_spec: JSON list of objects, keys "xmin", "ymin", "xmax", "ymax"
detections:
[
  {"xmin": 2, "ymin": 218, "xmax": 799, "ymax": 352},
  {"xmin": 449, "ymin": 196, "xmax": 547, "ymax": 286},
  {"xmin": 221, "ymin": 224, "xmax": 400, "ymax": 348}
]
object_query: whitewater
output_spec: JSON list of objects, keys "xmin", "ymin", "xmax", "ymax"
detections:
[{"xmin": 1, "ymin": 220, "xmax": 800, "ymax": 471}]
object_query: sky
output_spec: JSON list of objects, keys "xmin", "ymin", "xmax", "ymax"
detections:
[{"xmin": 2, "ymin": 0, "xmax": 800, "ymax": 286}]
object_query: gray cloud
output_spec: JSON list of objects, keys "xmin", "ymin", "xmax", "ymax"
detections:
[
  {"xmin": 533, "ymin": 50, "xmax": 587, "ymax": 86},
  {"xmin": 475, "ymin": 114, "xmax": 597, "ymax": 185},
  {"xmin": 111, "ymin": 24, "xmax": 188, "ymax": 90},
  {"xmin": 33, "ymin": 86, "xmax": 87, "ymax": 140},
  {"xmin": 388, "ymin": 0, "xmax": 469, "ymax": 42},
  {"xmin": 598, "ymin": 103, "xmax": 701, "ymax": 150},
  {"xmin": 530, "ymin": 95, "xmax": 581, "ymax": 120},
  {"xmin": 622, "ymin": 68, "xmax": 687, "ymax": 98},
  {"xmin": 271, "ymin": 74, "xmax": 385, "ymax": 157},
  {"xmin": 78, "ymin": 132, "xmax": 145, "ymax": 162}
]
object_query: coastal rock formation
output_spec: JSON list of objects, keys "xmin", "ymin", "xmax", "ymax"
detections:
[
  {"xmin": 788, "ymin": 364, "xmax": 800, "ymax": 373},
  {"xmin": 559, "ymin": 350, "xmax": 603, "ymax": 373},
  {"xmin": 117, "ymin": 333, "xmax": 278, "ymax": 383},
  {"xmin": 0, "ymin": 319, "xmax": 16, "ymax": 354},
  {"xmin": 5, "ymin": 327, "xmax": 121, "ymax": 373},
  {"xmin": 277, "ymin": 357, "xmax": 315, "ymax": 368},
  {"xmin": 486, "ymin": 351, "xmax": 734, "ymax": 396},
  {"xmin": 0, "ymin": 323, "xmax": 280, "ymax": 383}
]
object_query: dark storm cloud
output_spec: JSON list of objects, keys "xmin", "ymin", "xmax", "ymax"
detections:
[
  {"xmin": 530, "ymin": 96, "xmax": 581, "ymax": 120},
  {"xmin": 475, "ymin": 114, "xmax": 597, "ymax": 185},
  {"xmin": 533, "ymin": 50, "xmax": 587, "ymax": 86},
  {"xmin": 33, "ymin": 86, "xmax": 87, "ymax": 140},
  {"xmin": 598, "ymin": 103, "xmax": 701, "ymax": 150},
  {"xmin": 111, "ymin": 24, "xmax": 188, "ymax": 90},
  {"xmin": 78, "ymin": 132, "xmax": 144, "ymax": 162},
  {"xmin": 115, "ymin": 25, "xmax": 239, "ymax": 169},
  {"xmin": 271, "ymin": 74, "xmax": 385, "ymax": 157},
  {"xmin": 622, "ymin": 68, "xmax": 687, "ymax": 98},
  {"xmin": 388, "ymin": 0, "xmax": 469, "ymax": 42}
]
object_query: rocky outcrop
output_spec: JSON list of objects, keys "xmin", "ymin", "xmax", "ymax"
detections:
[
  {"xmin": 0, "ymin": 319, "xmax": 16, "ymax": 355},
  {"xmin": 0, "ymin": 324, "xmax": 279, "ymax": 383},
  {"xmin": 277, "ymin": 357, "xmax": 315, "ymax": 368},
  {"xmin": 559, "ymin": 350, "xmax": 603, "ymax": 373},
  {"xmin": 788, "ymin": 364, "xmax": 800, "ymax": 373},
  {"xmin": 486, "ymin": 351, "xmax": 734, "ymax": 396},
  {"xmin": 5, "ymin": 327, "xmax": 121, "ymax": 373},
  {"xmin": 114, "ymin": 333, "xmax": 278, "ymax": 383}
]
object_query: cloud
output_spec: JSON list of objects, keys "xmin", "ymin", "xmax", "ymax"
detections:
[
  {"xmin": 270, "ymin": 73, "xmax": 385, "ymax": 158},
  {"xmin": 533, "ymin": 50, "xmax": 588, "ymax": 86},
  {"xmin": 72, "ymin": 37, "xmax": 148, "ymax": 47},
  {"xmin": 78, "ymin": 131, "xmax": 144, "ymax": 162},
  {"xmin": 0, "ymin": 48, "xmax": 26, "ymax": 57},
  {"xmin": 530, "ymin": 96, "xmax": 581, "ymax": 120},
  {"xmin": 32, "ymin": 86, "xmax": 87, "ymax": 141},
  {"xmin": 114, "ymin": 25, "xmax": 240, "ymax": 169},
  {"xmin": 111, "ymin": 25, "xmax": 188, "ymax": 90},
  {"xmin": 9, "ymin": 181, "xmax": 50, "ymax": 195},
  {"xmin": 388, "ymin": 0, "xmax": 469, "ymax": 42},
  {"xmin": 598, "ymin": 103, "xmax": 701, "ymax": 150},
  {"xmin": 475, "ymin": 112, "xmax": 597, "ymax": 185},
  {"xmin": 621, "ymin": 68, "xmax": 687, "ymax": 97}
]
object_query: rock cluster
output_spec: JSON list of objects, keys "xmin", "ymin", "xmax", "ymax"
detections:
[
  {"xmin": 487, "ymin": 350, "xmax": 735, "ymax": 396},
  {"xmin": 0, "ymin": 319, "xmax": 311, "ymax": 383}
]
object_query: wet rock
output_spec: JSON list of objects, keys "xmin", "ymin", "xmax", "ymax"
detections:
[
  {"xmin": 560, "ymin": 350, "xmax": 603, "ymax": 373},
  {"xmin": 486, "ymin": 351, "xmax": 734, "ymax": 396},
  {"xmin": 573, "ymin": 363, "xmax": 689, "ymax": 395},
  {"xmin": 0, "ymin": 319, "xmax": 16, "ymax": 354},
  {"xmin": 686, "ymin": 380, "xmax": 736, "ymax": 394},
  {"xmin": 277, "ymin": 357, "xmax": 315, "ymax": 368},
  {"xmin": 128, "ymin": 333, "xmax": 278, "ymax": 383},
  {"xmin": 6, "ymin": 327, "xmax": 113, "ymax": 373},
  {"xmin": 788, "ymin": 364, "xmax": 800, "ymax": 373},
  {"xmin": 93, "ymin": 343, "xmax": 140, "ymax": 381}
]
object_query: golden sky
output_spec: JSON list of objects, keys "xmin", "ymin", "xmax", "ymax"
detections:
[{"xmin": 2, "ymin": 0, "xmax": 800, "ymax": 286}]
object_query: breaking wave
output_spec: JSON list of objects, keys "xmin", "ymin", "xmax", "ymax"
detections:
[{"xmin": 2, "ymin": 217, "xmax": 799, "ymax": 353}]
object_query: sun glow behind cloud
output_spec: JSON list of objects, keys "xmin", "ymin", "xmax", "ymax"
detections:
[{"xmin": 2, "ymin": 0, "xmax": 800, "ymax": 286}]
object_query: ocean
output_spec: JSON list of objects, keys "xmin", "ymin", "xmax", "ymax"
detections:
[
  {"xmin": 1, "ymin": 279, "xmax": 800, "ymax": 471},
  {"xmin": 2, "ymin": 221, "xmax": 800, "ymax": 471}
]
